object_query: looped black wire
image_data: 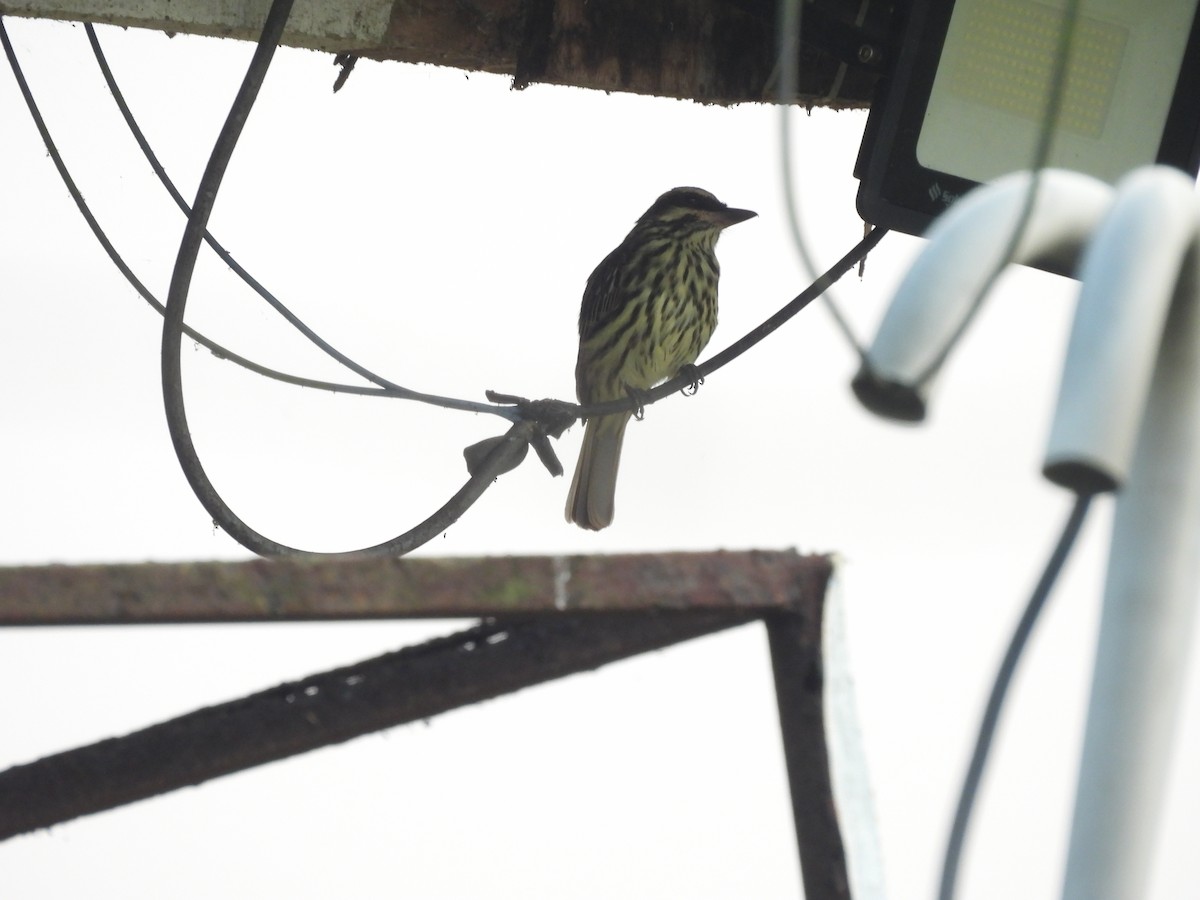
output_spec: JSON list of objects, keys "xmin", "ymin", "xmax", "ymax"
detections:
[
  {"xmin": 7, "ymin": 11, "xmax": 886, "ymax": 557},
  {"xmin": 15, "ymin": 13, "xmax": 886, "ymax": 432},
  {"xmin": 159, "ymin": 0, "xmax": 540, "ymax": 558}
]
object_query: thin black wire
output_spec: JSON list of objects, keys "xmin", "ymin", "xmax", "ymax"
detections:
[
  {"xmin": 5, "ymin": 12, "xmax": 886, "ymax": 557},
  {"xmin": 938, "ymin": 490, "xmax": 1096, "ymax": 900},
  {"xmin": 154, "ymin": 16, "xmax": 882, "ymax": 562},
  {"xmin": 82, "ymin": 22, "xmax": 509, "ymax": 420},
  {"xmin": 0, "ymin": 16, "xmax": 395, "ymax": 399},
  {"xmin": 156, "ymin": 0, "xmax": 881, "ymax": 559},
  {"xmin": 914, "ymin": 0, "xmax": 1083, "ymax": 389},
  {"xmin": 776, "ymin": 0, "xmax": 873, "ymax": 366},
  {"xmin": 701, "ymin": 224, "xmax": 887, "ymax": 375},
  {"xmin": 8, "ymin": 13, "xmax": 885, "ymax": 427},
  {"xmin": 927, "ymin": 13, "xmax": 1090, "ymax": 882}
]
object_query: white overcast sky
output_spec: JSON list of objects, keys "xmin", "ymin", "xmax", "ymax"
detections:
[{"xmin": 0, "ymin": 15, "xmax": 1197, "ymax": 900}]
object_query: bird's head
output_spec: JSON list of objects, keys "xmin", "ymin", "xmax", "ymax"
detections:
[{"xmin": 636, "ymin": 187, "xmax": 757, "ymax": 234}]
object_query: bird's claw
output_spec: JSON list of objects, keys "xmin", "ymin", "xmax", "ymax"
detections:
[
  {"xmin": 678, "ymin": 364, "xmax": 704, "ymax": 396},
  {"xmin": 626, "ymin": 387, "xmax": 650, "ymax": 421}
]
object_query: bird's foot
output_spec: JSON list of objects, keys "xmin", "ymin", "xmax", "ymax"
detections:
[
  {"xmin": 678, "ymin": 364, "xmax": 704, "ymax": 396},
  {"xmin": 626, "ymin": 387, "xmax": 651, "ymax": 421}
]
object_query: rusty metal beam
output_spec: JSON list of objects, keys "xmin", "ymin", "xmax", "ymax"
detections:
[
  {"xmin": 1, "ymin": 0, "xmax": 887, "ymax": 107},
  {"xmin": 0, "ymin": 550, "xmax": 832, "ymax": 625},
  {"xmin": 0, "ymin": 551, "xmax": 849, "ymax": 894}
]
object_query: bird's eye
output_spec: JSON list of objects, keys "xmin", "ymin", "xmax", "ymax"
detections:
[{"xmin": 677, "ymin": 192, "xmax": 721, "ymax": 212}]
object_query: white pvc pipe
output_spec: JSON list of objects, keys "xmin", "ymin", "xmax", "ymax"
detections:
[
  {"xmin": 1060, "ymin": 176, "xmax": 1200, "ymax": 900},
  {"xmin": 855, "ymin": 169, "xmax": 1112, "ymax": 421},
  {"xmin": 1044, "ymin": 166, "xmax": 1200, "ymax": 493}
]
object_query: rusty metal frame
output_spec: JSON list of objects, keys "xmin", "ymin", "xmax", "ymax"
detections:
[{"xmin": 0, "ymin": 550, "xmax": 848, "ymax": 899}]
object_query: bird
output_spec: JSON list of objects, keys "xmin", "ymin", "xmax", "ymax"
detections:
[{"xmin": 565, "ymin": 186, "xmax": 756, "ymax": 530}]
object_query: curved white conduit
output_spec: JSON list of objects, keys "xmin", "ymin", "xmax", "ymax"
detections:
[
  {"xmin": 1045, "ymin": 166, "xmax": 1200, "ymax": 491},
  {"xmin": 852, "ymin": 169, "xmax": 1113, "ymax": 421}
]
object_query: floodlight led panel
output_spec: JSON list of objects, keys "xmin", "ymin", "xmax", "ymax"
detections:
[{"xmin": 855, "ymin": 0, "xmax": 1200, "ymax": 236}]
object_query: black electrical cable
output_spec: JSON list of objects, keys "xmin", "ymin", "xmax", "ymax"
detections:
[
  {"xmin": 156, "ymin": 0, "xmax": 550, "ymax": 558},
  {"xmin": 9, "ymin": 13, "xmax": 888, "ymax": 427},
  {"xmin": 0, "ymin": 16, "xmax": 395, "ymax": 399},
  {"xmin": 157, "ymin": 23, "xmax": 882, "ymax": 560},
  {"xmin": 82, "ymin": 22, "xmax": 511, "ymax": 420},
  {"xmin": 938, "ymin": 490, "xmax": 1096, "ymax": 900},
  {"xmin": 5, "ymin": 12, "xmax": 889, "ymax": 557}
]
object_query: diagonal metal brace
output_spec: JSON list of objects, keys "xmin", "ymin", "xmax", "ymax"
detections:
[{"xmin": 0, "ymin": 611, "xmax": 752, "ymax": 841}]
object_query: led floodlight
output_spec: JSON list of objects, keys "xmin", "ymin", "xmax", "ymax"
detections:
[{"xmin": 856, "ymin": 0, "xmax": 1200, "ymax": 235}]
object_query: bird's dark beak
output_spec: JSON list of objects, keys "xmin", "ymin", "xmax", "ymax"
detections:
[{"xmin": 719, "ymin": 206, "xmax": 757, "ymax": 227}]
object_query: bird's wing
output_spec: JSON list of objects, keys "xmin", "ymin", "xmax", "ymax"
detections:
[{"xmin": 578, "ymin": 242, "xmax": 630, "ymax": 338}]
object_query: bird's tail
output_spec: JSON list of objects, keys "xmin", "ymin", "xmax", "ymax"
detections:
[{"xmin": 565, "ymin": 413, "xmax": 631, "ymax": 530}]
